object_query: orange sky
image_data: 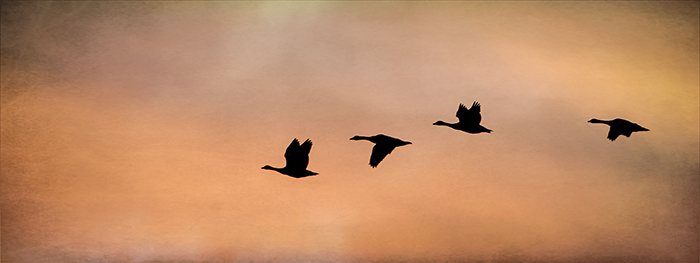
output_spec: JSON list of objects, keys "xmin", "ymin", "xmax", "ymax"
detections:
[{"xmin": 2, "ymin": 1, "xmax": 698, "ymax": 262}]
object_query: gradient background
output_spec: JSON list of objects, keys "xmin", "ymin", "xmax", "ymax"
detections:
[{"xmin": 1, "ymin": 1, "xmax": 698, "ymax": 262}]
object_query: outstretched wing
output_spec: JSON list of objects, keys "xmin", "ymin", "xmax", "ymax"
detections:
[
  {"xmin": 299, "ymin": 139, "xmax": 313, "ymax": 156},
  {"xmin": 284, "ymin": 139, "xmax": 310, "ymax": 170},
  {"xmin": 456, "ymin": 101, "xmax": 482, "ymax": 125},
  {"xmin": 369, "ymin": 144, "xmax": 396, "ymax": 168},
  {"xmin": 607, "ymin": 127, "xmax": 622, "ymax": 141},
  {"xmin": 284, "ymin": 139, "xmax": 300, "ymax": 167}
]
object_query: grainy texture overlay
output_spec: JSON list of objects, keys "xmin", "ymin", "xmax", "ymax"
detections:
[{"xmin": 2, "ymin": 1, "xmax": 698, "ymax": 262}]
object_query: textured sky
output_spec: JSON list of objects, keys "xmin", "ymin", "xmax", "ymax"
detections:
[{"xmin": 1, "ymin": 1, "xmax": 698, "ymax": 262}]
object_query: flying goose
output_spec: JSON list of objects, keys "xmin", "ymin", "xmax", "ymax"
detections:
[
  {"xmin": 262, "ymin": 138, "xmax": 318, "ymax": 178},
  {"xmin": 350, "ymin": 134, "xmax": 412, "ymax": 168},
  {"xmin": 434, "ymin": 101, "xmax": 492, "ymax": 134},
  {"xmin": 588, "ymin": 118, "xmax": 649, "ymax": 141}
]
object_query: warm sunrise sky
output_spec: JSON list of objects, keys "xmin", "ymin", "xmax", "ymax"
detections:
[{"xmin": 1, "ymin": 1, "xmax": 698, "ymax": 262}]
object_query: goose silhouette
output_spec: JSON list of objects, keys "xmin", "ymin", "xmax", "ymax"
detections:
[
  {"xmin": 350, "ymin": 134, "xmax": 412, "ymax": 168},
  {"xmin": 434, "ymin": 101, "xmax": 492, "ymax": 134},
  {"xmin": 262, "ymin": 138, "xmax": 318, "ymax": 178},
  {"xmin": 588, "ymin": 118, "xmax": 649, "ymax": 141}
]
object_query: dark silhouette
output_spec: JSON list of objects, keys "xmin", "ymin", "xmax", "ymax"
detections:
[
  {"xmin": 262, "ymin": 138, "xmax": 318, "ymax": 178},
  {"xmin": 588, "ymin": 118, "xmax": 649, "ymax": 141},
  {"xmin": 350, "ymin": 134, "xmax": 412, "ymax": 168},
  {"xmin": 434, "ymin": 101, "xmax": 492, "ymax": 134}
]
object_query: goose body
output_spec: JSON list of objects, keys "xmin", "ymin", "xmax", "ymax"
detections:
[
  {"xmin": 434, "ymin": 101, "xmax": 492, "ymax": 134},
  {"xmin": 262, "ymin": 138, "xmax": 318, "ymax": 178},
  {"xmin": 350, "ymin": 134, "xmax": 412, "ymax": 168},
  {"xmin": 588, "ymin": 118, "xmax": 649, "ymax": 141}
]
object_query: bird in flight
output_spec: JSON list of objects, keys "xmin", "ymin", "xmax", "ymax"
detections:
[
  {"xmin": 434, "ymin": 101, "xmax": 492, "ymax": 134},
  {"xmin": 262, "ymin": 138, "xmax": 318, "ymax": 178},
  {"xmin": 350, "ymin": 134, "xmax": 412, "ymax": 168},
  {"xmin": 588, "ymin": 118, "xmax": 649, "ymax": 141}
]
